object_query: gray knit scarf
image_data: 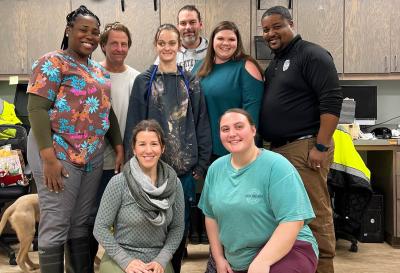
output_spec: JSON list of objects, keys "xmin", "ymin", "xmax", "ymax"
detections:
[{"xmin": 123, "ymin": 156, "xmax": 177, "ymax": 226}]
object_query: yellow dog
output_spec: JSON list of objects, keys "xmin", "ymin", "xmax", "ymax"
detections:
[{"xmin": 0, "ymin": 194, "xmax": 39, "ymax": 272}]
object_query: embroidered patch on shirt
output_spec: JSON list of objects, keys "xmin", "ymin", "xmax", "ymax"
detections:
[{"xmin": 283, "ymin": 59, "xmax": 290, "ymax": 71}]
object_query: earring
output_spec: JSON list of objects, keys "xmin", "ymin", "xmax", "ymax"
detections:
[{"xmin": 66, "ymin": 34, "xmax": 69, "ymax": 37}]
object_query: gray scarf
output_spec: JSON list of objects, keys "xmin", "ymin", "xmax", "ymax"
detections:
[{"xmin": 123, "ymin": 156, "xmax": 177, "ymax": 226}]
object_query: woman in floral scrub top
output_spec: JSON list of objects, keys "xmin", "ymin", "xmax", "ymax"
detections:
[{"xmin": 26, "ymin": 5, "xmax": 123, "ymax": 273}]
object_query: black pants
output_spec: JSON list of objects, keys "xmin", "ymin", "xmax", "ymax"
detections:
[{"xmin": 171, "ymin": 230, "xmax": 188, "ymax": 273}]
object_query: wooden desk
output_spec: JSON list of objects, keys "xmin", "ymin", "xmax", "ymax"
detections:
[{"xmin": 354, "ymin": 139, "xmax": 400, "ymax": 247}]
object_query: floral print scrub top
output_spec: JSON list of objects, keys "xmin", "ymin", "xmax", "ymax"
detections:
[{"xmin": 27, "ymin": 50, "xmax": 111, "ymax": 166}]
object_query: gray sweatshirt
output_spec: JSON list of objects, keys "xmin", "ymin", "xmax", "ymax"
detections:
[{"xmin": 93, "ymin": 172, "xmax": 184, "ymax": 270}]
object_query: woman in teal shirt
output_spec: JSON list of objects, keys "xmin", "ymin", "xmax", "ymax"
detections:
[
  {"xmin": 194, "ymin": 21, "xmax": 264, "ymax": 157},
  {"xmin": 199, "ymin": 108, "xmax": 318, "ymax": 273}
]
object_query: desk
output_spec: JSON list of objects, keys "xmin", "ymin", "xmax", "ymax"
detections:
[{"xmin": 354, "ymin": 139, "xmax": 400, "ymax": 247}]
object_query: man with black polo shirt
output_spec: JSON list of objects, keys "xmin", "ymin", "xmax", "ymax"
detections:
[{"xmin": 259, "ymin": 6, "xmax": 342, "ymax": 273}]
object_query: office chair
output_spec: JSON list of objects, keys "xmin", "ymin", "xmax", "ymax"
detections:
[
  {"xmin": 328, "ymin": 127, "xmax": 372, "ymax": 252},
  {"xmin": 0, "ymin": 124, "xmax": 35, "ymax": 265}
]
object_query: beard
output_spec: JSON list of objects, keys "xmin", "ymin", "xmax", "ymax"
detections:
[{"xmin": 182, "ymin": 34, "xmax": 197, "ymax": 46}]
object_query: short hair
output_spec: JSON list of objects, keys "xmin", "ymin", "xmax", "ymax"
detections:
[
  {"xmin": 177, "ymin": 5, "xmax": 202, "ymax": 22},
  {"xmin": 153, "ymin": 23, "xmax": 181, "ymax": 46},
  {"xmin": 131, "ymin": 119, "xmax": 165, "ymax": 148},
  {"xmin": 61, "ymin": 5, "xmax": 101, "ymax": 50},
  {"xmin": 100, "ymin": 22, "xmax": 132, "ymax": 55},
  {"xmin": 262, "ymin": 5, "xmax": 293, "ymax": 21},
  {"xmin": 219, "ymin": 108, "xmax": 255, "ymax": 127}
]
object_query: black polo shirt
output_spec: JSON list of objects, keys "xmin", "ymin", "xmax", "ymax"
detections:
[{"xmin": 259, "ymin": 35, "xmax": 342, "ymax": 142}]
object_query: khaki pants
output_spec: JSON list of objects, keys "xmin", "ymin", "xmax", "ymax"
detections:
[
  {"xmin": 100, "ymin": 252, "xmax": 175, "ymax": 273},
  {"xmin": 272, "ymin": 137, "xmax": 336, "ymax": 273}
]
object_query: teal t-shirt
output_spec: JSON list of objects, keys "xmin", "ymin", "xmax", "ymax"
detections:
[
  {"xmin": 193, "ymin": 60, "xmax": 263, "ymax": 156},
  {"xmin": 199, "ymin": 149, "xmax": 318, "ymax": 270}
]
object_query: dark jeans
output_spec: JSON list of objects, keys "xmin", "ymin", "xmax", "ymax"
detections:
[{"xmin": 171, "ymin": 173, "xmax": 196, "ymax": 273}]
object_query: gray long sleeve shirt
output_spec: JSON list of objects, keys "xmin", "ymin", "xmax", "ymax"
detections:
[{"xmin": 93, "ymin": 172, "xmax": 184, "ymax": 270}]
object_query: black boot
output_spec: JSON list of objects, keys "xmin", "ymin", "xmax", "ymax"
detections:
[
  {"xmin": 65, "ymin": 237, "xmax": 90, "ymax": 273},
  {"xmin": 38, "ymin": 245, "xmax": 64, "ymax": 273}
]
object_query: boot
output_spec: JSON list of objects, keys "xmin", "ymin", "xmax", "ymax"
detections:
[
  {"xmin": 38, "ymin": 245, "xmax": 64, "ymax": 273},
  {"xmin": 65, "ymin": 237, "xmax": 90, "ymax": 273}
]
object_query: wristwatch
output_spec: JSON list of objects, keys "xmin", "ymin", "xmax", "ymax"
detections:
[{"xmin": 315, "ymin": 143, "xmax": 329, "ymax": 152}]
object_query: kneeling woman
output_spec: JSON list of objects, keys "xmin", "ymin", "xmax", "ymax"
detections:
[
  {"xmin": 94, "ymin": 120, "xmax": 184, "ymax": 273},
  {"xmin": 199, "ymin": 109, "xmax": 318, "ymax": 273}
]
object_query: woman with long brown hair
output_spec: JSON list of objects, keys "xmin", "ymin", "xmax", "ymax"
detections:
[{"xmin": 194, "ymin": 21, "xmax": 264, "ymax": 159}]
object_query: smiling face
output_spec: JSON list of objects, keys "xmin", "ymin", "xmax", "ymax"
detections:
[
  {"xmin": 213, "ymin": 29, "xmax": 238, "ymax": 64},
  {"xmin": 261, "ymin": 14, "xmax": 295, "ymax": 52},
  {"xmin": 219, "ymin": 112, "xmax": 256, "ymax": 154},
  {"xmin": 133, "ymin": 130, "xmax": 164, "ymax": 175},
  {"xmin": 177, "ymin": 10, "xmax": 202, "ymax": 49},
  {"xmin": 66, "ymin": 15, "xmax": 100, "ymax": 62},
  {"xmin": 101, "ymin": 30, "xmax": 129, "ymax": 67},
  {"xmin": 156, "ymin": 29, "xmax": 180, "ymax": 64}
]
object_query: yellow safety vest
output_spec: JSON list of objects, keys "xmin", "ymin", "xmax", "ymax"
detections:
[
  {"xmin": 0, "ymin": 100, "xmax": 22, "ymax": 140},
  {"xmin": 331, "ymin": 127, "xmax": 370, "ymax": 184},
  {"xmin": 0, "ymin": 100, "xmax": 22, "ymax": 126}
]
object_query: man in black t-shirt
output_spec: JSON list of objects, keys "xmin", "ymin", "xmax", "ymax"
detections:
[{"xmin": 259, "ymin": 6, "xmax": 343, "ymax": 273}]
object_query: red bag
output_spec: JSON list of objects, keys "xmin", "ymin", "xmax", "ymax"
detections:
[{"xmin": 0, "ymin": 147, "xmax": 28, "ymax": 187}]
